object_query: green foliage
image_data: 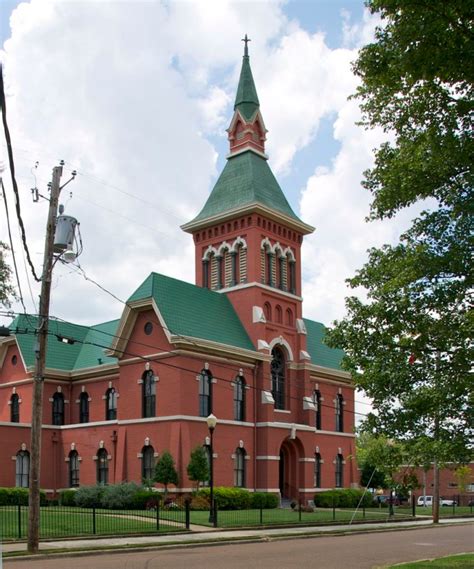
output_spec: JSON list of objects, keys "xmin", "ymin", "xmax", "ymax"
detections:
[
  {"xmin": 131, "ymin": 490, "xmax": 161, "ymax": 510},
  {"xmin": 198, "ymin": 487, "xmax": 252, "ymax": 510},
  {"xmin": 74, "ymin": 485, "xmax": 104, "ymax": 508},
  {"xmin": 250, "ymin": 492, "xmax": 279, "ymax": 509},
  {"xmin": 0, "ymin": 487, "xmax": 46, "ymax": 506},
  {"xmin": 0, "ymin": 242, "xmax": 16, "ymax": 308},
  {"xmin": 187, "ymin": 446, "xmax": 209, "ymax": 490},
  {"xmin": 313, "ymin": 489, "xmax": 373, "ymax": 508},
  {"xmin": 100, "ymin": 482, "xmax": 141, "ymax": 509},
  {"xmin": 328, "ymin": 0, "xmax": 473, "ymax": 468},
  {"xmin": 154, "ymin": 451, "xmax": 178, "ymax": 499},
  {"xmin": 59, "ymin": 489, "xmax": 77, "ymax": 506},
  {"xmin": 188, "ymin": 494, "xmax": 210, "ymax": 511},
  {"xmin": 453, "ymin": 465, "xmax": 472, "ymax": 493}
]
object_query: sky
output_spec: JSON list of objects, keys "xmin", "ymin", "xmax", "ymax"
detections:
[{"xmin": 0, "ymin": 2, "xmax": 416, "ymax": 373}]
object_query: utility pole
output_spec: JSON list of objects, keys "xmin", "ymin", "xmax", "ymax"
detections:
[{"xmin": 27, "ymin": 164, "xmax": 63, "ymax": 553}]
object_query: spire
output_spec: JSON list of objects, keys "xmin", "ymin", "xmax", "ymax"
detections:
[{"xmin": 234, "ymin": 34, "xmax": 260, "ymax": 121}]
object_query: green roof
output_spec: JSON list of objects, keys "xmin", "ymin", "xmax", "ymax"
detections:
[
  {"xmin": 234, "ymin": 53, "xmax": 260, "ymax": 121},
  {"xmin": 10, "ymin": 314, "xmax": 118, "ymax": 371},
  {"xmin": 189, "ymin": 151, "xmax": 301, "ymax": 224},
  {"xmin": 304, "ymin": 318, "xmax": 344, "ymax": 371},
  {"xmin": 128, "ymin": 272, "xmax": 255, "ymax": 351}
]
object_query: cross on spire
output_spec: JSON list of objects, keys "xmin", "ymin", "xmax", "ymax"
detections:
[{"xmin": 241, "ymin": 34, "xmax": 251, "ymax": 57}]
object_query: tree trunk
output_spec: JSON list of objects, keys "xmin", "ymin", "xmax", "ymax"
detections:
[{"xmin": 433, "ymin": 460, "xmax": 440, "ymax": 524}]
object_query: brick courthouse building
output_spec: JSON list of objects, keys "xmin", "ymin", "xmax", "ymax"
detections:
[{"xmin": 0, "ymin": 45, "xmax": 357, "ymax": 502}]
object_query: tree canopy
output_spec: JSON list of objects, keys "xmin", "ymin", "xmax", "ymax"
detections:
[
  {"xmin": 327, "ymin": 0, "xmax": 473, "ymax": 470},
  {"xmin": 0, "ymin": 242, "xmax": 15, "ymax": 308},
  {"xmin": 187, "ymin": 446, "xmax": 209, "ymax": 491},
  {"xmin": 154, "ymin": 451, "xmax": 178, "ymax": 499}
]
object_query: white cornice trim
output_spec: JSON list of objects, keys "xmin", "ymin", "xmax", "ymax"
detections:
[
  {"xmin": 225, "ymin": 146, "xmax": 268, "ymax": 160},
  {"xmin": 220, "ymin": 281, "xmax": 302, "ymax": 301}
]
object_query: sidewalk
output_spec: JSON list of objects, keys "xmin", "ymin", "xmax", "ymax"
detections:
[{"xmin": 2, "ymin": 517, "xmax": 473, "ymax": 557}]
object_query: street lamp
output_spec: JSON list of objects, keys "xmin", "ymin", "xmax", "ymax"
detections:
[{"xmin": 206, "ymin": 413, "xmax": 217, "ymax": 523}]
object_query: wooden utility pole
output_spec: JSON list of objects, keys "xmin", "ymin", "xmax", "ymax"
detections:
[{"xmin": 27, "ymin": 164, "xmax": 63, "ymax": 553}]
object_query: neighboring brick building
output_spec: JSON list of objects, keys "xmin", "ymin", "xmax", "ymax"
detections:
[{"xmin": 0, "ymin": 44, "xmax": 356, "ymax": 502}]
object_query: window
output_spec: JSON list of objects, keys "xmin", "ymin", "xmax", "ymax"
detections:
[
  {"xmin": 52, "ymin": 392, "xmax": 65, "ymax": 426},
  {"xmin": 314, "ymin": 453, "xmax": 322, "ymax": 488},
  {"xmin": 314, "ymin": 390, "xmax": 322, "ymax": 430},
  {"xmin": 10, "ymin": 393, "xmax": 19, "ymax": 423},
  {"xmin": 271, "ymin": 347, "xmax": 286, "ymax": 410},
  {"xmin": 105, "ymin": 388, "xmax": 117, "ymax": 421},
  {"xmin": 199, "ymin": 370, "xmax": 212, "ymax": 417},
  {"xmin": 142, "ymin": 446, "xmax": 155, "ymax": 481},
  {"xmin": 234, "ymin": 376, "xmax": 245, "ymax": 421},
  {"xmin": 335, "ymin": 454, "xmax": 344, "ymax": 488},
  {"xmin": 336, "ymin": 394, "xmax": 344, "ymax": 432},
  {"xmin": 288, "ymin": 260, "xmax": 296, "ymax": 294},
  {"xmin": 79, "ymin": 392, "xmax": 89, "ymax": 423},
  {"xmin": 234, "ymin": 448, "xmax": 246, "ymax": 488},
  {"xmin": 277, "ymin": 255, "xmax": 285, "ymax": 290},
  {"xmin": 266, "ymin": 250, "xmax": 274, "ymax": 287},
  {"xmin": 142, "ymin": 370, "xmax": 156, "ymax": 418},
  {"xmin": 97, "ymin": 448, "xmax": 109, "ymax": 485},
  {"xmin": 263, "ymin": 302, "xmax": 272, "ymax": 322},
  {"xmin": 69, "ymin": 450, "xmax": 80, "ymax": 487},
  {"xmin": 286, "ymin": 308, "xmax": 293, "ymax": 327},
  {"xmin": 16, "ymin": 449, "xmax": 29, "ymax": 488},
  {"xmin": 202, "ymin": 258, "xmax": 210, "ymax": 288},
  {"xmin": 275, "ymin": 305, "xmax": 282, "ymax": 324}
]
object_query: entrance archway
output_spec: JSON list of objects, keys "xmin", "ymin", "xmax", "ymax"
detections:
[{"xmin": 279, "ymin": 438, "xmax": 303, "ymax": 501}]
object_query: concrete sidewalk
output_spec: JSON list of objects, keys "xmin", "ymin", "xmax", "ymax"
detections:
[{"xmin": 2, "ymin": 517, "xmax": 473, "ymax": 557}]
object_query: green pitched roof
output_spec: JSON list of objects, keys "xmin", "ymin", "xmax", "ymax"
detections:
[
  {"xmin": 234, "ymin": 53, "xmax": 260, "ymax": 121},
  {"xmin": 128, "ymin": 272, "xmax": 254, "ymax": 351},
  {"xmin": 304, "ymin": 318, "xmax": 344, "ymax": 371},
  {"xmin": 10, "ymin": 314, "xmax": 118, "ymax": 371},
  {"xmin": 189, "ymin": 151, "xmax": 301, "ymax": 224}
]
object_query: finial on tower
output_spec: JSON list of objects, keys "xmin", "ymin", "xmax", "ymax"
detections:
[{"xmin": 241, "ymin": 34, "xmax": 251, "ymax": 57}]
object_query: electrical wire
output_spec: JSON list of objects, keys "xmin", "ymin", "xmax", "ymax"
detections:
[
  {"xmin": 0, "ymin": 65, "xmax": 41, "ymax": 282},
  {"xmin": 0, "ymin": 176, "xmax": 26, "ymax": 311}
]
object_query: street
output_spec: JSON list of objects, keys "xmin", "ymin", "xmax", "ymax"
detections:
[{"xmin": 4, "ymin": 523, "xmax": 473, "ymax": 568}]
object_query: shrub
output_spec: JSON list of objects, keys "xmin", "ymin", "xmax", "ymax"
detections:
[
  {"xmin": 198, "ymin": 487, "xmax": 252, "ymax": 510},
  {"xmin": 74, "ymin": 485, "xmax": 104, "ymax": 508},
  {"xmin": 313, "ymin": 489, "xmax": 373, "ymax": 508},
  {"xmin": 131, "ymin": 490, "xmax": 161, "ymax": 510},
  {"xmin": 250, "ymin": 492, "xmax": 279, "ymax": 509},
  {"xmin": 59, "ymin": 489, "xmax": 77, "ymax": 507},
  {"xmin": 189, "ymin": 494, "xmax": 210, "ymax": 511},
  {"xmin": 101, "ymin": 482, "xmax": 141, "ymax": 510},
  {"xmin": 0, "ymin": 487, "xmax": 46, "ymax": 506}
]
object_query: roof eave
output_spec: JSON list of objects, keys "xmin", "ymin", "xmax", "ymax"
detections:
[{"xmin": 181, "ymin": 202, "xmax": 315, "ymax": 235}]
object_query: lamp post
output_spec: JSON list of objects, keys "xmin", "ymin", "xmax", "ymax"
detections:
[{"xmin": 206, "ymin": 413, "xmax": 217, "ymax": 523}]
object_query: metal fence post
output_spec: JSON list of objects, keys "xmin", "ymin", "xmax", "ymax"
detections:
[
  {"xmin": 363, "ymin": 505, "xmax": 366, "ymax": 519},
  {"xmin": 185, "ymin": 499, "xmax": 190, "ymax": 530},
  {"xmin": 156, "ymin": 503, "xmax": 160, "ymax": 531},
  {"xmin": 332, "ymin": 497, "xmax": 336, "ymax": 522},
  {"xmin": 299, "ymin": 500, "xmax": 302, "ymax": 522},
  {"xmin": 213, "ymin": 501, "xmax": 218, "ymax": 528},
  {"xmin": 18, "ymin": 504, "xmax": 21, "ymax": 539},
  {"xmin": 412, "ymin": 494, "xmax": 416, "ymax": 517},
  {"xmin": 260, "ymin": 505, "xmax": 263, "ymax": 525},
  {"xmin": 92, "ymin": 506, "xmax": 96, "ymax": 535}
]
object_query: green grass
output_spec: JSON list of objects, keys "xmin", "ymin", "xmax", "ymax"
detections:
[
  {"xmin": 415, "ymin": 506, "xmax": 474, "ymax": 517},
  {"xmin": 385, "ymin": 553, "xmax": 474, "ymax": 568},
  {"xmin": 0, "ymin": 506, "xmax": 185, "ymax": 540}
]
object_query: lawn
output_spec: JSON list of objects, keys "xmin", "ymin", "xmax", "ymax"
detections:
[
  {"xmin": 414, "ymin": 506, "xmax": 474, "ymax": 517},
  {"xmin": 385, "ymin": 554, "xmax": 474, "ymax": 568},
  {"xmin": 0, "ymin": 506, "xmax": 185, "ymax": 540}
]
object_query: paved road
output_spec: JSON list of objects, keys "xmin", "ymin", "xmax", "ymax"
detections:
[{"xmin": 5, "ymin": 524, "xmax": 473, "ymax": 569}]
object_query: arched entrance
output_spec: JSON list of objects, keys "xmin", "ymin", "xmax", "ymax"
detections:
[{"xmin": 279, "ymin": 438, "xmax": 303, "ymax": 501}]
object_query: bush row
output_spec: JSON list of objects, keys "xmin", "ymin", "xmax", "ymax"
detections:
[
  {"xmin": 60, "ymin": 483, "xmax": 160, "ymax": 510},
  {"xmin": 0, "ymin": 487, "xmax": 47, "ymax": 506},
  {"xmin": 197, "ymin": 487, "xmax": 278, "ymax": 510},
  {"xmin": 313, "ymin": 489, "xmax": 373, "ymax": 508}
]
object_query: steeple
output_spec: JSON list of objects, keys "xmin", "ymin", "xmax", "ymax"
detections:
[{"xmin": 226, "ymin": 35, "xmax": 267, "ymax": 158}]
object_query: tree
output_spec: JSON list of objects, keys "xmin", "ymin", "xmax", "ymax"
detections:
[
  {"xmin": 453, "ymin": 465, "xmax": 472, "ymax": 494},
  {"xmin": 0, "ymin": 242, "xmax": 16, "ymax": 308},
  {"xmin": 187, "ymin": 446, "xmax": 209, "ymax": 491},
  {"xmin": 327, "ymin": 1, "xmax": 473, "ymax": 524},
  {"xmin": 154, "ymin": 451, "xmax": 178, "ymax": 500}
]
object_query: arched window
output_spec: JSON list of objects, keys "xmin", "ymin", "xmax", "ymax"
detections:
[
  {"xmin": 105, "ymin": 387, "xmax": 117, "ymax": 421},
  {"xmin": 234, "ymin": 376, "xmax": 245, "ymax": 421},
  {"xmin": 199, "ymin": 369, "xmax": 212, "ymax": 417},
  {"xmin": 202, "ymin": 258, "xmax": 210, "ymax": 289},
  {"xmin": 313, "ymin": 390, "xmax": 322, "ymax": 430},
  {"xmin": 234, "ymin": 447, "xmax": 246, "ymax": 488},
  {"xmin": 335, "ymin": 453, "xmax": 344, "ymax": 488},
  {"xmin": 16, "ymin": 449, "xmax": 29, "ymax": 488},
  {"xmin": 271, "ymin": 347, "xmax": 286, "ymax": 410},
  {"xmin": 97, "ymin": 448, "xmax": 109, "ymax": 485},
  {"xmin": 314, "ymin": 453, "xmax": 322, "ymax": 488},
  {"xmin": 142, "ymin": 370, "xmax": 156, "ymax": 418},
  {"xmin": 277, "ymin": 255, "xmax": 285, "ymax": 290},
  {"xmin": 263, "ymin": 302, "xmax": 272, "ymax": 322},
  {"xmin": 232, "ymin": 242, "xmax": 247, "ymax": 285},
  {"xmin": 275, "ymin": 305, "xmax": 282, "ymax": 324},
  {"xmin": 288, "ymin": 260, "xmax": 296, "ymax": 294},
  {"xmin": 266, "ymin": 250, "xmax": 274, "ymax": 287},
  {"xmin": 10, "ymin": 393, "xmax": 19, "ymax": 423},
  {"xmin": 286, "ymin": 308, "xmax": 293, "ymax": 327},
  {"xmin": 69, "ymin": 450, "xmax": 80, "ymax": 487},
  {"xmin": 336, "ymin": 394, "xmax": 344, "ymax": 432},
  {"xmin": 52, "ymin": 392, "xmax": 65, "ymax": 426},
  {"xmin": 79, "ymin": 392, "xmax": 89, "ymax": 424},
  {"xmin": 142, "ymin": 445, "xmax": 155, "ymax": 481}
]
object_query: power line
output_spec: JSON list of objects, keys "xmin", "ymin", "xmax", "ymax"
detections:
[{"xmin": 0, "ymin": 65, "xmax": 41, "ymax": 282}]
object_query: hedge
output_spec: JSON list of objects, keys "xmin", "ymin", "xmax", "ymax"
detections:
[
  {"xmin": 59, "ymin": 489, "xmax": 77, "ymax": 506},
  {"xmin": 313, "ymin": 489, "xmax": 373, "ymax": 508},
  {"xmin": 198, "ymin": 487, "xmax": 252, "ymax": 510},
  {"xmin": 250, "ymin": 492, "xmax": 279, "ymax": 509},
  {"xmin": 0, "ymin": 487, "xmax": 47, "ymax": 506}
]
